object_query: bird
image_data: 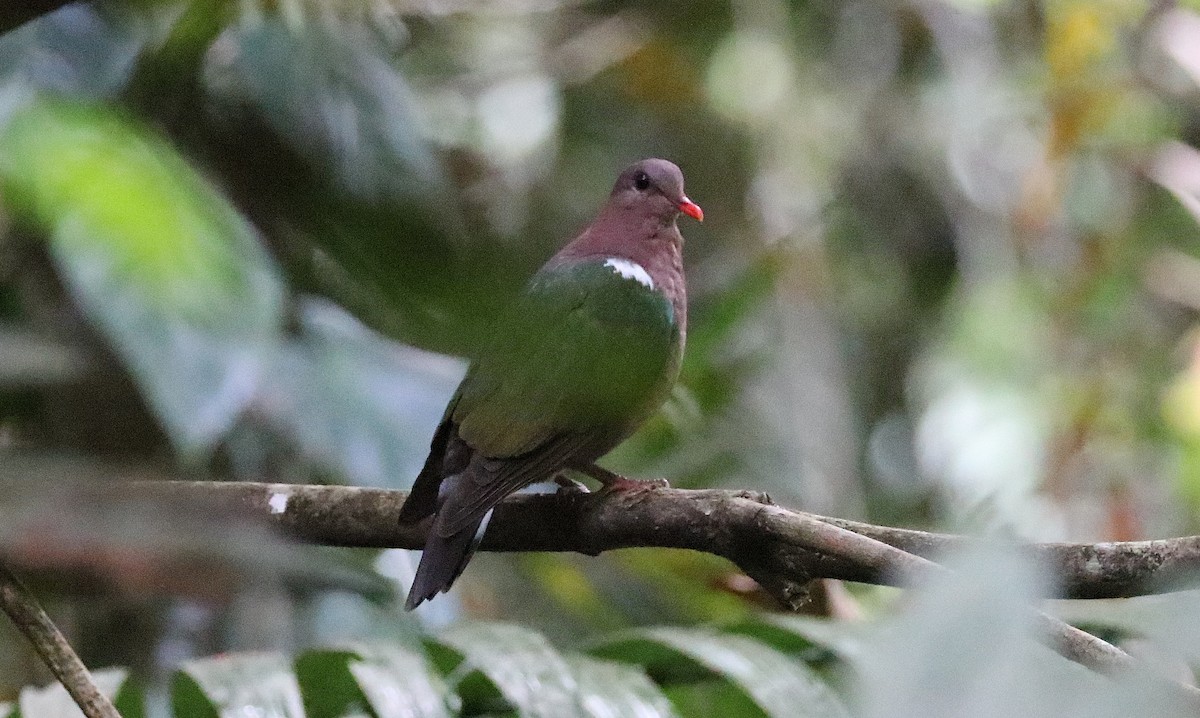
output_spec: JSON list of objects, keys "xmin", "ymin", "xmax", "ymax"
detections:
[{"xmin": 398, "ymin": 158, "xmax": 703, "ymax": 610}]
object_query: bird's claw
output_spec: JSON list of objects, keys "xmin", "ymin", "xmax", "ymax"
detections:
[
  {"xmin": 577, "ymin": 464, "xmax": 669, "ymax": 494},
  {"xmin": 735, "ymin": 489, "xmax": 773, "ymax": 505},
  {"xmin": 553, "ymin": 475, "xmax": 591, "ymax": 494}
]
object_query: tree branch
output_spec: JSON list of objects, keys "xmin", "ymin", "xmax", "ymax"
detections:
[
  {"xmin": 129, "ymin": 482, "xmax": 1200, "ymax": 600},
  {"xmin": 90, "ymin": 481, "xmax": 1200, "ymax": 689},
  {"xmin": 810, "ymin": 514, "xmax": 1200, "ymax": 599},
  {"xmin": 15, "ymin": 480, "xmax": 1200, "ymax": 701},
  {"xmin": 0, "ymin": 561, "xmax": 121, "ymax": 718}
]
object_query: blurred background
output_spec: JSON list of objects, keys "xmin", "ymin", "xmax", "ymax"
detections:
[{"xmin": 1, "ymin": 0, "xmax": 1200, "ymax": 711}]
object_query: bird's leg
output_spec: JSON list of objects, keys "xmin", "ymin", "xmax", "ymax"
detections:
[
  {"xmin": 552, "ymin": 472, "xmax": 590, "ymax": 494},
  {"xmin": 579, "ymin": 464, "xmax": 670, "ymax": 493}
]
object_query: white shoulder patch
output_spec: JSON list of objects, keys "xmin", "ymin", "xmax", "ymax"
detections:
[{"xmin": 603, "ymin": 257, "xmax": 655, "ymax": 289}]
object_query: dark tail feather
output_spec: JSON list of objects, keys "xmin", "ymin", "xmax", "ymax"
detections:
[
  {"xmin": 404, "ymin": 510, "xmax": 487, "ymax": 610},
  {"xmin": 398, "ymin": 417, "xmax": 458, "ymax": 526}
]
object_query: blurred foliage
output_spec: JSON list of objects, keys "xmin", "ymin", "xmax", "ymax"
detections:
[
  {"xmin": 3, "ymin": 0, "xmax": 1200, "ymax": 711},
  {"xmin": 9, "ymin": 549, "xmax": 1200, "ymax": 717}
]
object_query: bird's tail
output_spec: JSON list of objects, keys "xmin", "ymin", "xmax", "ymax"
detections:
[{"xmin": 404, "ymin": 507, "xmax": 489, "ymax": 610}]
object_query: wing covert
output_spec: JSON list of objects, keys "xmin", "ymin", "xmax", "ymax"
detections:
[{"xmin": 453, "ymin": 257, "xmax": 681, "ymax": 460}]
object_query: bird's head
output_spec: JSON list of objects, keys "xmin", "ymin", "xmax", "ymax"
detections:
[{"xmin": 611, "ymin": 158, "xmax": 704, "ymax": 224}]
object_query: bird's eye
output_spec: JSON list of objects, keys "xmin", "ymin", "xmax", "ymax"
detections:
[{"xmin": 633, "ymin": 172, "xmax": 650, "ymax": 191}]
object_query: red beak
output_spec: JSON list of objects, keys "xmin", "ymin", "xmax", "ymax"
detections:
[{"xmin": 678, "ymin": 196, "xmax": 704, "ymax": 222}]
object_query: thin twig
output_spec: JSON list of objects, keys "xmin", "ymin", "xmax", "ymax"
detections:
[
  {"xmin": 0, "ymin": 562, "xmax": 121, "ymax": 718},
  {"xmin": 753, "ymin": 508, "xmax": 1200, "ymax": 704},
  {"xmin": 809, "ymin": 514, "xmax": 1200, "ymax": 599}
]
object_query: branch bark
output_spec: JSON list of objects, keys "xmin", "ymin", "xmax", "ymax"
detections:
[
  {"xmin": 128, "ymin": 482, "xmax": 1200, "ymax": 600},
  {"xmin": 90, "ymin": 481, "xmax": 1200, "ymax": 690},
  {"xmin": 13, "ymin": 479, "xmax": 1200, "ymax": 703},
  {"xmin": 0, "ymin": 561, "xmax": 121, "ymax": 718}
]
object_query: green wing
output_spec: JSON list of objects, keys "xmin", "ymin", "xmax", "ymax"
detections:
[
  {"xmin": 456, "ymin": 258, "xmax": 680, "ymax": 456},
  {"xmin": 436, "ymin": 258, "xmax": 681, "ymax": 534}
]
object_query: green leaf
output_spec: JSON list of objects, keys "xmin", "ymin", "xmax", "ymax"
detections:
[
  {"xmin": 0, "ymin": 97, "xmax": 284, "ymax": 452},
  {"xmin": 591, "ymin": 628, "xmax": 850, "ymax": 718},
  {"xmin": 295, "ymin": 650, "xmax": 372, "ymax": 718},
  {"xmin": 172, "ymin": 652, "xmax": 305, "ymax": 718},
  {"xmin": 15, "ymin": 668, "xmax": 142, "ymax": 718},
  {"xmin": 566, "ymin": 655, "xmax": 680, "ymax": 718},
  {"xmin": 260, "ymin": 298, "xmax": 463, "ymax": 488},
  {"xmin": 853, "ymin": 546, "xmax": 1116, "ymax": 718},
  {"xmin": 725, "ymin": 615, "xmax": 862, "ymax": 663},
  {"xmin": 661, "ymin": 680, "xmax": 763, "ymax": 718},
  {"xmin": 0, "ymin": 5, "xmax": 143, "ymax": 99},
  {"xmin": 723, "ymin": 616, "xmax": 860, "ymax": 691},
  {"xmin": 296, "ymin": 643, "xmax": 455, "ymax": 718},
  {"xmin": 206, "ymin": 19, "xmax": 496, "ymax": 353},
  {"xmin": 214, "ymin": 19, "xmax": 448, "ymax": 209},
  {"xmin": 429, "ymin": 622, "xmax": 579, "ymax": 718}
]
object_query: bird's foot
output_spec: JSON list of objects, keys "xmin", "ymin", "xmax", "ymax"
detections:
[
  {"xmin": 553, "ymin": 473, "xmax": 591, "ymax": 494},
  {"xmin": 734, "ymin": 489, "xmax": 774, "ymax": 505},
  {"xmin": 579, "ymin": 464, "xmax": 669, "ymax": 493}
]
